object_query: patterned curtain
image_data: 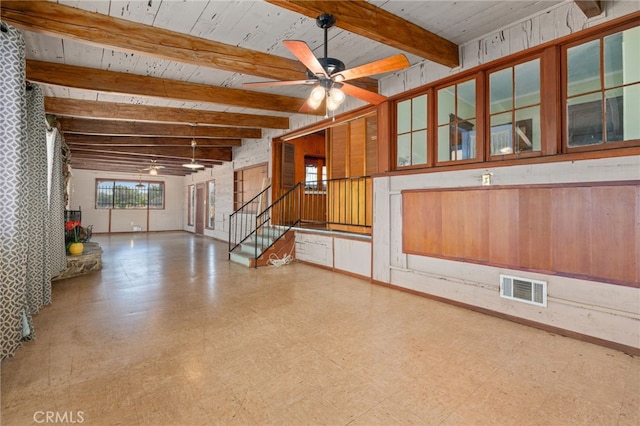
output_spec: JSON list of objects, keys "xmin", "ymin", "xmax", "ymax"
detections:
[
  {"xmin": 48, "ymin": 129, "xmax": 67, "ymax": 276},
  {"xmin": 0, "ymin": 21, "xmax": 30, "ymax": 359},
  {"xmin": 0, "ymin": 22, "xmax": 60, "ymax": 359},
  {"xmin": 24, "ymin": 84, "xmax": 53, "ymax": 324}
]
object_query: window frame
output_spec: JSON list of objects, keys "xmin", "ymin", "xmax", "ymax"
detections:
[
  {"xmin": 394, "ymin": 91, "xmax": 432, "ymax": 169},
  {"xmin": 206, "ymin": 180, "xmax": 215, "ymax": 230},
  {"xmin": 388, "ymin": 16, "xmax": 640, "ymax": 173},
  {"xmin": 561, "ymin": 20, "xmax": 640, "ymax": 153},
  {"xmin": 434, "ymin": 74, "xmax": 484, "ymax": 166},
  {"xmin": 95, "ymin": 178, "xmax": 165, "ymax": 210},
  {"xmin": 187, "ymin": 184, "xmax": 195, "ymax": 226},
  {"xmin": 486, "ymin": 54, "xmax": 545, "ymax": 160}
]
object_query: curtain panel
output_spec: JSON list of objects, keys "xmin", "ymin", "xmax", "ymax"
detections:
[
  {"xmin": 0, "ymin": 22, "xmax": 64, "ymax": 359},
  {"xmin": 0, "ymin": 21, "xmax": 30, "ymax": 359},
  {"xmin": 49, "ymin": 129, "xmax": 67, "ymax": 277},
  {"xmin": 25, "ymin": 84, "xmax": 53, "ymax": 323}
]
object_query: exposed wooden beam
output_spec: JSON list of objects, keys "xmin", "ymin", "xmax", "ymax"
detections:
[
  {"xmin": 70, "ymin": 152, "xmax": 222, "ymax": 167},
  {"xmin": 1, "ymin": 1, "xmax": 306, "ymax": 81},
  {"xmin": 266, "ymin": 0, "xmax": 459, "ymax": 68},
  {"xmin": 57, "ymin": 117, "xmax": 261, "ymax": 139},
  {"xmin": 574, "ymin": 0, "xmax": 602, "ymax": 18},
  {"xmin": 62, "ymin": 134, "xmax": 242, "ymax": 147},
  {"xmin": 3, "ymin": 1, "xmax": 378, "ymax": 93},
  {"xmin": 68, "ymin": 161, "xmax": 192, "ymax": 176},
  {"xmin": 44, "ymin": 97, "xmax": 289, "ymax": 130},
  {"xmin": 69, "ymin": 146, "xmax": 231, "ymax": 162},
  {"xmin": 29, "ymin": 61, "xmax": 306, "ymax": 117}
]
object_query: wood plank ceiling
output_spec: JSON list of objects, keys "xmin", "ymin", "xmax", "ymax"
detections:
[{"xmin": 1, "ymin": 0, "xmax": 571, "ymax": 176}]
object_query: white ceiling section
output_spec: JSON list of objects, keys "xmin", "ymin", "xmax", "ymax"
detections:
[{"xmin": 4, "ymin": 0, "xmax": 567, "ymax": 175}]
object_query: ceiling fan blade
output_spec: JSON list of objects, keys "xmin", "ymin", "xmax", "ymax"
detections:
[
  {"xmin": 340, "ymin": 83, "xmax": 387, "ymax": 105},
  {"xmin": 243, "ymin": 79, "xmax": 316, "ymax": 88},
  {"xmin": 283, "ymin": 40, "xmax": 328, "ymax": 78},
  {"xmin": 334, "ymin": 54, "xmax": 410, "ymax": 82}
]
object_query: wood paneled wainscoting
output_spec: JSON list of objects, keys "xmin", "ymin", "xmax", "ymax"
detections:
[{"xmin": 402, "ymin": 181, "xmax": 639, "ymax": 287}]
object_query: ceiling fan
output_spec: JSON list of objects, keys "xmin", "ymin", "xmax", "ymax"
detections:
[
  {"xmin": 143, "ymin": 160, "xmax": 165, "ymax": 176},
  {"xmin": 243, "ymin": 14, "xmax": 410, "ymax": 113}
]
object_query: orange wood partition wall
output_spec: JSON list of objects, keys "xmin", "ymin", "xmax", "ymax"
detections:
[{"xmin": 402, "ymin": 181, "xmax": 639, "ymax": 287}]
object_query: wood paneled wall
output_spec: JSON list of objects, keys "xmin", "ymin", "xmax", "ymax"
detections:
[{"xmin": 402, "ymin": 181, "xmax": 640, "ymax": 286}]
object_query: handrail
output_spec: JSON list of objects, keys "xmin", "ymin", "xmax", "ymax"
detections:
[
  {"xmin": 228, "ymin": 176, "xmax": 372, "ymax": 266},
  {"xmin": 228, "ymin": 184, "xmax": 271, "ymax": 256},
  {"xmin": 251, "ymin": 182, "xmax": 304, "ymax": 267}
]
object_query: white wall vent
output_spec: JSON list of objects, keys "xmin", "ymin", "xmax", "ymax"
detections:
[{"xmin": 500, "ymin": 274, "xmax": 547, "ymax": 307}]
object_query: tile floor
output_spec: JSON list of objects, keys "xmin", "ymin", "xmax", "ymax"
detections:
[{"xmin": 1, "ymin": 232, "xmax": 638, "ymax": 425}]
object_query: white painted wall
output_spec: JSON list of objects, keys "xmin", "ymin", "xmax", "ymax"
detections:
[
  {"xmin": 295, "ymin": 231, "xmax": 372, "ymax": 279},
  {"xmin": 181, "ymin": 162, "xmax": 233, "ymax": 241},
  {"xmin": 68, "ymin": 168, "xmax": 184, "ymax": 233},
  {"xmin": 371, "ymin": 1, "xmax": 640, "ymax": 350},
  {"xmin": 380, "ymin": 0, "xmax": 640, "ymax": 97},
  {"xmin": 373, "ymin": 156, "xmax": 640, "ymax": 348}
]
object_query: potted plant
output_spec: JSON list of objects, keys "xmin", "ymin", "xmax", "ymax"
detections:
[{"xmin": 65, "ymin": 220, "xmax": 83, "ymax": 255}]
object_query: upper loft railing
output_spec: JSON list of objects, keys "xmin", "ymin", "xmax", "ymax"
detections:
[{"xmin": 285, "ymin": 176, "xmax": 372, "ymax": 232}]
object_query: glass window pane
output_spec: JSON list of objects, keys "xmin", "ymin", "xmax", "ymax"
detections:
[
  {"xmin": 490, "ymin": 68, "xmax": 512, "ymax": 113},
  {"xmin": 490, "ymin": 112, "xmax": 513, "ymax": 155},
  {"xmin": 457, "ymin": 80, "xmax": 476, "ymax": 120},
  {"xmin": 515, "ymin": 106, "xmax": 541, "ymax": 152},
  {"xmin": 411, "ymin": 130, "xmax": 427, "ymax": 165},
  {"xmin": 412, "ymin": 95, "xmax": 428, "ymax": 131},
  {"xmin": 457, "ymin": 119, "xmax": 476, "ymax": 159},
  {"xmin": 567, "ymin": 39, "xmax": 601, "ymax": 97},
  {"xmin": 606, "ymin": 84, "xmax": 640, "ymax": 142},
  {"xmin": 605, "ymin": 27, "xmax": 640, "ymax": 88},
  {"xmin": 604, "ymin": 32, "xmax": 623, "ymax": 88},
  {"xmin": 397, "ymin": 133, "xmax": 411, "ymax": 167},
  {"xmin": 515, "ymin": 59, "xmax": 540, "ymax": 108},
  {"xmin": 437, "ymin": 126, "xmax": 451, "ymax": 162},
  {"xmin": 568, "ymin": 93, "xmax": 603, "ymax": 146},
  {"xmin": 397, "ymin": 99, "xmax": 411, "ymax": 134},
  {"xmin": 605, "ymin": 87, "xmax": 624, "ymax": 143},
  {"xmin": 438, "ymin": 86, "xmax": 455, "ymax": 125},
  {"xmin": 305, "ymin": 165, "xmax": 315, "ymax": 181},
  {"xmin": 207, "ymin": 181, "xmax": 215, "ymax": 228}
]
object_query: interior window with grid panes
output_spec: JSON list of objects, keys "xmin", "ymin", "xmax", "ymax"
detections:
[
  {"xmin": 489, "ymin": 58, "xmax": 541, "ymax": 156},
  {"xmin": 396, "ymin": 94, "xmax": 427, "ymax": 167},
  {"xmin": 437, "ymin": 80, "xmax": 476, "ymax": 162},
  {"xmin": 566, "ymin": 26, "xmax": 640, "ymax": 147}
]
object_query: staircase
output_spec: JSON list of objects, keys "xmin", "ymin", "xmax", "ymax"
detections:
[
  {"xmin": 228, "ymin": 176, "xmax": 371, "ymax": 267},
  {"xmin": 229, "ymin": 183, "xmax": 301, "ymax": 268},
  {"xmin": 229, "ymin": 226, "xmax": 295, "ymax": 268}
]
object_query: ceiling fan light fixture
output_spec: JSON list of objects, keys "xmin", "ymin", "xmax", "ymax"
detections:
[
  {"xmin": 149, "ymin": 168, "xmax": 158, "ymax": 176},
  {"xmin": 326, "ymin": 87, "xmax": 345, "ymax": 111},
  {"xmin": 135, "ymin": 173, "xmax": 145, "ymax": 189},
  {"xmin": 307, "ymin": 85, "xmax": 325, "ymax": 109},
  {"xmin": 182, "ymin": 137, "xmax": 205, "ymax": 170},
  {"xmin": 329, "ymin": 87, "xmax": 345, "ymax": 103},
  {"xmin": 182, "ymin": 160, "xmax": 205, "ymax": 170}
]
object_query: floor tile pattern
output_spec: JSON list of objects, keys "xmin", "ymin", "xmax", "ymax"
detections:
[{"xmin": 2, "ymin": 232, "xmax": 638, "ymax": 425}]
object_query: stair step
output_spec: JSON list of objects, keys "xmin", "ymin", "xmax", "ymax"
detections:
[
  {"xmin": 239, "ymin": 242, "xmax": 266, "ymax": 256},
  {"xmin": 247, "ymin": 234, "xmax": 276, "ymax": 247},
  {"xmin": 229, "ymin": 251, "xmax": 253, "ymax": 267},
  {"xmin": 229, "ymin": 226, "xmax": 292, "ymax": 268}
]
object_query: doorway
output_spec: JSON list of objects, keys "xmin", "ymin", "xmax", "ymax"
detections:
[{"xmin": 195, "ymin": 183, "xmax": 205, "ymax": 235}]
